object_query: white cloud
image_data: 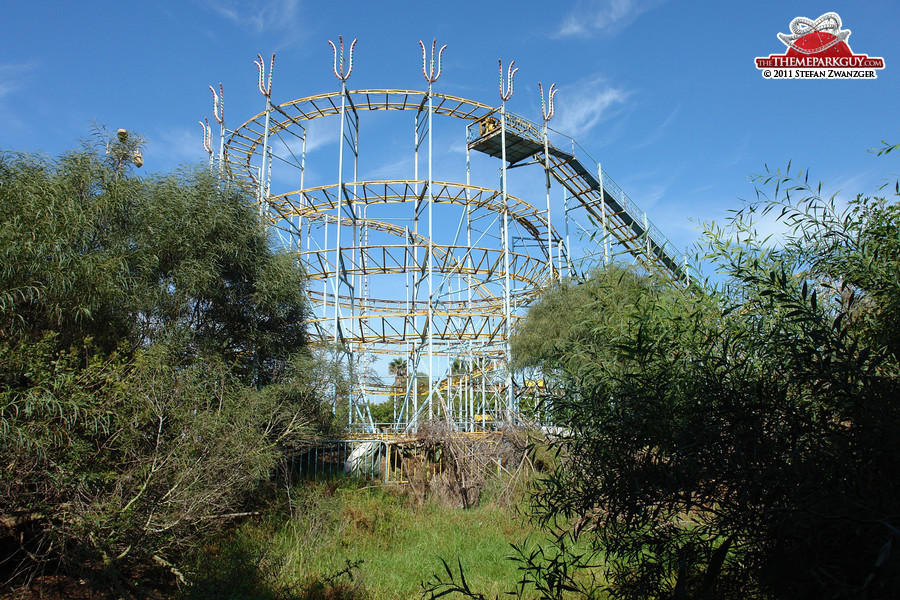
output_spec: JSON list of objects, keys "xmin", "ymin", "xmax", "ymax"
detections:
[
  {"xmin": 718, "ymin": 132, "xmax": 751, "ymax": 169},
  {"xmin": 204, "ymin": 0, "xmax": 304, "ymax": 43},
  {"xmin": 267, "ymin": 116, "xmax": 339, "ymax": 163},
  {"xmin": 694, "ymin": 168, "xmax": 876, "ymax": 254},
  {"xmin": 555, "ymin": 0, "xmax": 668, "ymax": 38},
  {"xmin": 551, "ymin": 76, "xmax": 629, "ymax": 139},
  {"xmin": 145, "ymin": 126, "xmax": 208, "ymax": 170},
  {"xmin": 633, "ymin": 181, "xmax": 667, "ymax": 209},
  {"xmin": 0, "ymin": 63, "xmax": 38, "ymax": 136},
  {"xmin": 831, "ymin": 169, "xmax": 881, "ymax": 205},
  {"xmin": 370, "ymin": 157, "xmax": 413, "ymax": 180},
  {"xmin": 305, "ymin": 117, "xmax": 341, "ymax": 153},
  {"xmin": 630, "ymin": 105, "xmax": 680, "ymax": 150},
  {"xmin": 0, "ymin": 62, "xmax": 36, "ymax": 100}
]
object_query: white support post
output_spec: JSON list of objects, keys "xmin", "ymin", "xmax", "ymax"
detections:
[
  {"xmin": 427, "ymin": 81, "xmax": 435, "ymax": 422},
  {"xmin": 598, "ymin": 162, "xmax": 609, "ymax": 265},
  {"xmin": 540, "ymin": 83, "xmax": 557, "ymax": 281},
  {"xmin": 499, "ymin": 59, "xmax": 517, "ymax": 423}
]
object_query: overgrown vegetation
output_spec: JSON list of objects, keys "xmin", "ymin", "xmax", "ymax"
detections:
[
  {"xmin": 493, "ymin": 154, "xmax": 900, "ymax": 599},
  {"xmin": 6, "ymin": 129, "xmax": 898, "ymax": 600},
  {"xmin": 0, "ymin": 131, "xmax": 337, "ymax": 595},
  {"xmin": 176, "ymin": 471, "xmax": 538, "ymax": 600}
]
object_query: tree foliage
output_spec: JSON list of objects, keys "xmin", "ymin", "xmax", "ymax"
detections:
[
  {"xmin": 509, "ymin": 159, "xmax": 900, "ymax": 598},
  {"xmin": 0, "ymin": 135, "xmax": 333, "ymax": 589}
]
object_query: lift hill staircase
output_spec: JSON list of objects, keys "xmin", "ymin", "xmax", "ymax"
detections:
[{"xmin": 467, "ymin": 111, "xmax": 687, "ymax": 283}]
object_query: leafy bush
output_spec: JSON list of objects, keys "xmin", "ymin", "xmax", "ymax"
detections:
[
  {"xmin": 509, "ymin": 159, "xmax": 900, "ymax": 598},
  {"xmin": 0, "ymin": 133, "xmax": 332, "ymax": 591}
]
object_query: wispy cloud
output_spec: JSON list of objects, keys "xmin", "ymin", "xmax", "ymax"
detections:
[
  {"xmin": 552, "ymin": 76, "xmax": 629, "ymax": 139},
  {"xmin": 718, "ymin": 132, "xmax": 751, "ymax": 169},
  {"xmin": 0, "ymin": 62, "xmax": 36, "ymax": 100},
  {"xmin": 555, "ymin": 0, "xmax": 668, "ymax": 38},
  {"xmin": 633, "ymin": 181, "xmax": 668, "ymax": 209},
  {"xmin": 303, "ymin": 117, "xmax": 340, "ymax": 153},
  {"xmin": 268, "ymin": 116, "xmax": 339, "ymax": 161},
  {"xmin": 370, "ymin": 156, "xmax": 413, "ymax": 180},
  {"xmin": 204, "ymin": 0, "xmax": 304, "ymax": 44},
  {"xmin": 630, "ymin": 105, "xmax": 680, "ymax": 150},
  {"xmin": 0, "ymin": 62, "xmax": 38, "ymax": 135},
  {"xmin": 145, "ymin": 126, "xmax": 208, "ymax": 170}
]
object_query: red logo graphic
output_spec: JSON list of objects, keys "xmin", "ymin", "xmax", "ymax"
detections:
[{"xmin": 755, "ymin": 13, "xmax": 885, "ymax": 79}]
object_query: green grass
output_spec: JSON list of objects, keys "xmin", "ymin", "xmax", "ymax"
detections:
[{"xmin": 191, "ymin": 480, "xmax": 539, "ymax": 600}]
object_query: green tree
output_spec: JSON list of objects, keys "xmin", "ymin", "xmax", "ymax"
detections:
[
  {"xmin": 368, "ymin": 399, "xmax": 394, "ymax": 426},
  {"xmin": 0, "ymin": 134, "xmax": 330, "ymax": 592},
  {"xmin": 500, "ymin": 161, "xmax": 900, "ymax": 599},
  {"xmin": 389, "ymin": 357, "xmax": 408, "ymax": 385}
]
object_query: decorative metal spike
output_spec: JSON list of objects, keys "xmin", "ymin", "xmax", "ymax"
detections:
[
  {"xmin": 210, "ymin": 84, "xmax": 225, "ymax": 124},
  {"xmin": 199, "ymin": 118, "xmax": 212, "ymax": 155},
  {"xmin": 347, "ymin": 39, "xmax": 356, "ymax": 78},
  {"xmin": 329, "ymin": 36, "xmax": 357, "ymax": 81},
  {"xmin": 255, "ymin": 54, "xmax": 265, "ymax": 94},
  {"xmin": 539, "ymin": 82, "xmax": 557, "ymax": 121},
  {"xmin": 254, "ymin": 54, "xmax": 274, "ymax": 96},
  {"xmin": 420, "ymin": 39, "xmax": 447, "ymax": 83},
  {"xmin": 499, "ymin": 59, "xmax": 518, "ymax": 101}
]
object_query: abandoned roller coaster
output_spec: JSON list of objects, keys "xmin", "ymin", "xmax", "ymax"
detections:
[{"xmin": 200, "ymin": 39, "xmax": 688, "ymax": 435}]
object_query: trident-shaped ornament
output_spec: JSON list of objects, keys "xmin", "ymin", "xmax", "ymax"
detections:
[
  {"xmin": 254, "ymin": 53, "xmax": 274, "ymax": 97},
  {"xmin": 539, "ymin": 82, "xmax": 557, "ymax": 122},
  {"xmin": 199, "ymin": 118, "xmax": 212, "ymax": 155},
  {"xmin": 419, "ymin": 39, "xmax": 447, "ymax": 83},
  {"xmin": 499, "ymin": 59, "xmax": 518, "ymax": 102},
  {"xmin": 329, "ymin": 36, "xmax": 357, "ymax": 81},
  {"xmin": 210, "ymin": 83, "xmax": 224, "ymax": 124}
]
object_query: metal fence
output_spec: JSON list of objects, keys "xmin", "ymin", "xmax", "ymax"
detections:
[
  {"xmin": 285, "ymin": 439, "xmax": 388, "ymax": 482},
  {"xmin": 282, "ymin": 436, "xmax": 503, "ymax": 484}
]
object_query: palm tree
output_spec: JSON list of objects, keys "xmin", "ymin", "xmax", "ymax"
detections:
[
  {"xmin": 388, "ymin": 357, "xmax": 407, "ymax": 390},
  {"xmin": 388, "ymin": 357, "xmax": 407, "ymax": 426}
]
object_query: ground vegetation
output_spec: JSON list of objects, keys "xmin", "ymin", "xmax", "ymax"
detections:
[
  {"xmin": 0, "ymin": 130, "xmax": 335, "ymax": 596},
  {"xmin": 431, "ymin": 150, "xmax": 900, "ymax": 599}
]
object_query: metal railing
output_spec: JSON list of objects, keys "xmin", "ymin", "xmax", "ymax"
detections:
[
  {"xmin": 563, "ymin": 136, "xmax": 685, "ymax": 271},
  {"xmin": 286, "ymin": 439, "xmax": 388, "ymax": 481},
  {"xmin": 282, "ymin": 436, "xmax": 503, "ymax": 484},
  {"xmin": 466, "ymin": 110, "xmax": 685, "ymax": 279}
]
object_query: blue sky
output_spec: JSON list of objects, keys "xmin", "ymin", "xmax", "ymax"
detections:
[{"xmin": 1, "ymin": 0, "xmax": 897, "ymax": 267}]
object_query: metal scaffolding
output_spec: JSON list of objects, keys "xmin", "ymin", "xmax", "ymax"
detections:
[{"xmin": 206, "ymin": 41, "xmax": 687, "ymax": 433}]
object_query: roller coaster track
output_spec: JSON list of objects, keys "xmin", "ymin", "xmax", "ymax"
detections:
[
  {"xmin": 225, "ymin": 89, "xmax": 685, "ymax": 283},
  {"xmin": 219, "ymin": 87, "xmax": 685, "ymax": 430},
  {"xmin": 466, "ymin": 110, "xmax": 686, "ymax": 282}
]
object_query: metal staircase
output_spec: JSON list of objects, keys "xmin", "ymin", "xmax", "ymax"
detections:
[{"xmin": 467, "ymin": 110, "xmax": 687, "ymax": 282}]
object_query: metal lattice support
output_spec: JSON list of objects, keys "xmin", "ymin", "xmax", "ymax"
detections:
[{"xmin": 208, "ymin": 45, "xmax": 686, "ymax": 434}]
